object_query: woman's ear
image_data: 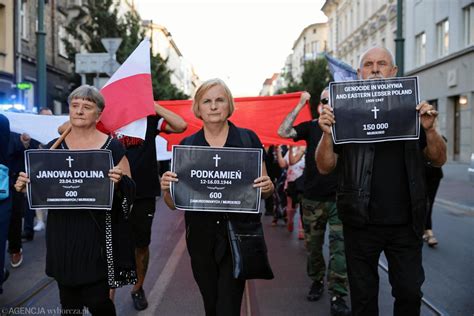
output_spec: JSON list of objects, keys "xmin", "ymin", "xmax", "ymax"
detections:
[{"xmin": 96, "ymin": 109, "xmax": 102, "ymax": 122}]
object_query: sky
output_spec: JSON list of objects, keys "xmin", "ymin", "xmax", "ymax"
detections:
[{"xmin": 135, "ymin": 0, "xmax": 327, "ymax": 97}]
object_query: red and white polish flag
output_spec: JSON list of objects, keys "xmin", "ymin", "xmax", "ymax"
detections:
[{"xmin": 98, "ymin": 39, "xmax": 155, "ymax": 139}]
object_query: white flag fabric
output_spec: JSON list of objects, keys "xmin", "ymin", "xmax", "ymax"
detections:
[
  {"xmin": 1, "ymin": 111, "xmax": 69, "ymax": 144},
  {"xmin": 98, "ymin": 39, "xmax": 156, "ymax": 139}
]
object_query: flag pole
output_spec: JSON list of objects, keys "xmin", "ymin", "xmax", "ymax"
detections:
[{"xmin": 50, "ymin": 125, "xmax": 72, "ymax": 149}]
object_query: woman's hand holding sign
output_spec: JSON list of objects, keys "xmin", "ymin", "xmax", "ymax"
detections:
[
  {"xmin": 15, "ymin": 171, "xmax": 29, "ymax": 193},
  {"xmin": 253, "ymin": 175, "xmax": 274, "ymax": 199},
  {"xmin": 161, "ymin": 171, "xmax": 178, "ymax": 193},
  {"xmin": 108, "ymin": 166, "xmax": 124, "ymax": 184}
]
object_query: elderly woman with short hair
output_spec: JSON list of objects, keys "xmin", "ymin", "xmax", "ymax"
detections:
[
  {"xmin": 15, "ymin": 85, "xmax": 136, "ymax": 315},
  {"xmin": 161, "ymin": 78, "xmax": 274, "ymax": 316}
]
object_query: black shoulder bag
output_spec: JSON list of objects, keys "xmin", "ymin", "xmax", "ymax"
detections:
[
  {"xmin": 227, "ymin": 128, "xmax": 274, "ymax": 280},
  {"xmin": 227, "ymin": 219, "xmax": 274, "ymax": 280}
]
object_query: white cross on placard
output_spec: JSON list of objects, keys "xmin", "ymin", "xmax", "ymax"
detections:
[
  {"xmin": 371, "ymin": 106, "xmax": 380, "ymax": 119},
  {"xmin": 66, "ymin": 156, "xmax": 74, "ymax": 168},
  {"xmin": 213, "ymin": 154, "xmax": 221, "ymax": 167}
]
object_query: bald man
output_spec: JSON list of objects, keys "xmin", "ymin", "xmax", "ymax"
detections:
[{"xmin": 316, "ymin": 47, "xmax": 447, "ymax": 316}]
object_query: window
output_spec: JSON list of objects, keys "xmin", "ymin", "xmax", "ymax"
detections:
[
  {"xmin": 0, "ymin": 4, "xmax": 5, "ymax": 53},
  {"xmin": 58, "ymin": 25, "xmax": 67, "ymax": 57},
  {"xmin": 415, "ymin": 32, "xmax": 426, "ymax": 66},
  {"xmin": 436, "ymin": 19, "xmax": 449, "ymax": 57},
  {"xmin": 312, "ymin": 41, "xmax": 319, "ymax": 54},
  {"xmin": 463, "ymin": 4, "xmax": 474, "ymax": 47},
  {"xmin": 20, "ymin": 1, "xmax": 29, "ymax": 40},
  {"xmin": 356, "ymin": 1, "xmax": 360, "ymax": 26},
  {"xmin": 350, "ymin": 9, "xmax": 353, "ymax": 31},
  {"xmin": 58, "ymin": 23, "xmax": 75, "ymax": 58},
  {"xmin": 345, "ymin": 13, "xmax": 349, "ymax": 37}
]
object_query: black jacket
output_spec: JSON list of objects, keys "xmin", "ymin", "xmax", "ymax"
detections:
[{"xmin": 336, "ymin": 140, "xmax": 427, "ymax": 235}]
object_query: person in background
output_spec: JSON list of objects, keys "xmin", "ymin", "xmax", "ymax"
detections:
[
  {"xmin": 423, "ymin": 159, "xmax": 443, "ymax": 247},
  {"xmin": 7, "ymin": 131, "xmax": 31, "ymax": 268},
  {"xmin": 276, "ymin": 145, "xmax": 305, "ymax": 236},
  {"xmin": 316, "ymin": 47, "xmax": 447, "ymax": 315},
  {"xmin": 115, "ymin": 102, "xmax": 187, "ymax": 311},
  {"xmin": 0, "ymin": 113, "xmax": 11, "ymax": 294},
  {"xmin": 271, "ymin": 145, "xmax": 288, "ymax": 227},
  {"xmin": 34, "ymin": 107, "xmax": 53, "ymax": 232},
  {"xmin": 264, "ymin": 145, "xmax": 287, "ymax": 222},
  {"xmin": 21, "ymin": 107, "xmax": 52, "ymax": 240},
  {"xmin": 278, "ymin": 90, "xmax": 350, "ymax": 316},
  {"xmin": 160, "ymin": 78, "xmax": 274, "ymax": 316}
]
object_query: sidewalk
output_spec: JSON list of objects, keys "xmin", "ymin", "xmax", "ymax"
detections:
[{"xmin": 435, "ymin": 162, "xmax": 474, "ymax": 213}]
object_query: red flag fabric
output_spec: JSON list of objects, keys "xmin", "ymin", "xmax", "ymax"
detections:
[
  {"xmin": 97, "ymin": 39, "xmax": 156, "ymax": 138},
  {"xmin": 158, "ymin": 92, "xmax": 312, "ymax": 150}
]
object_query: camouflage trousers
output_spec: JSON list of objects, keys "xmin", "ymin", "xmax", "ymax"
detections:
[{"xmin": 301, "ymin": 198, "xmax": 348, "ymax": 297}]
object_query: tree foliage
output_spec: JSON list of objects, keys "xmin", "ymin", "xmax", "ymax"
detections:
[{"xmin": 64, "ymin": 0, "xmax": 188, "ymax": 100}]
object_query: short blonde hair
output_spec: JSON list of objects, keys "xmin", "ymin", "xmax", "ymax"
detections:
[{"xmin": 192, "ymin": 78, "xmax": 235, "ymax": 119}]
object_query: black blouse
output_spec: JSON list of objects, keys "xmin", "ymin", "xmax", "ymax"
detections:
[{"xmin": 45, "ymin": 136, "xmax": 126, "ymax": 286}]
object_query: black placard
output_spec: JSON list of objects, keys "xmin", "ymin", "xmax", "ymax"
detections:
[
  {"xmin": 25, "ymin": 149, "xmax": 114, "ymax": 209},
  {"xmin": 330, "ymin": 76, "xmax": 420, "ymax": 144},
  {"xmin": 171, "ymin": 145, "xmax": 262, "ymax": 213}
]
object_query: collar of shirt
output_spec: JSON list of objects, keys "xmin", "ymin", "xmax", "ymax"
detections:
[{"xmin": 193, "ymin": 121, "xmax": 244, "ymax": 148}]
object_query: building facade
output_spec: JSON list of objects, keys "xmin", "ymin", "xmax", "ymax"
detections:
[
  {"xmin": 7, "ymin": 0, "xmax": 80, "ymax": 113},
  {"xmin": 0, "ymin": 0, "xmax": 15, "ymax": 108},
  {"xmin": 405, "ymin": 0, "xmax": 474, "ymax": 162},
  {"xmin": 322, "ymin": 0, "xmax": 398, "ymax": 69},
  {"xmin": 322, "ymin": 0, "xmax": 474, "ymax": 163},
  {"xmin": 143, "ymin": 21, "xmax": 199, "ymax": 97},
  {"xmin": 290, "ymin": 22, "xmax": 328, "ymax": 82},
  {"xmin": 259, "ymin": 73, "xmax": 281, "ymax": 96}
]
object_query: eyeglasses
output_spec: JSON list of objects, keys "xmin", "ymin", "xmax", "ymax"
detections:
[{"xmin": 320, "ymin": 98, "xmax": 329, "ymax": 105}]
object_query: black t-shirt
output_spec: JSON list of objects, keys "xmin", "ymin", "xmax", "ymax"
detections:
[
  {"xmin": 335, "ymin": 129, "xmax": 427, "ymax": 225},
  {"xmin": 116, "ymin": 116, "xmax": 163, "ymax": 199},
  {"xmin": 265, "ymin": 145, "xmax": 284, "ymax": 181},
  {"xmin": 181, "ymin": 121, "xmax": 265, "ymax": 224},
  {"xmin": 293, "ymin": 120, "xmax": 337, "ymax": 200}
]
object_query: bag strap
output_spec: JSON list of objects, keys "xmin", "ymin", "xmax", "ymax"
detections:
[
  {"xmin": 182, "ymin": 133, "xmax": 196, "ymax": 146},
  {"xmin": 237, "ymin": 128, "xmax": 252, "ymax": 148}
]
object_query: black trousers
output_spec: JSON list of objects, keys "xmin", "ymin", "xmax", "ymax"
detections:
[
  {"xmin": 57, "ymin": 279, "xmax": 116, "ymax": 316},
  {"xmin": 8, "ymin": 190, "xmax": 24, "ymax": 254},
  {"xmin": 186, "ymin": 220, "xmax": 245, "ymax": 316},
  {"xmin": 343, "ymin": 224, "xmax": 424, "ymax": 316}
]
